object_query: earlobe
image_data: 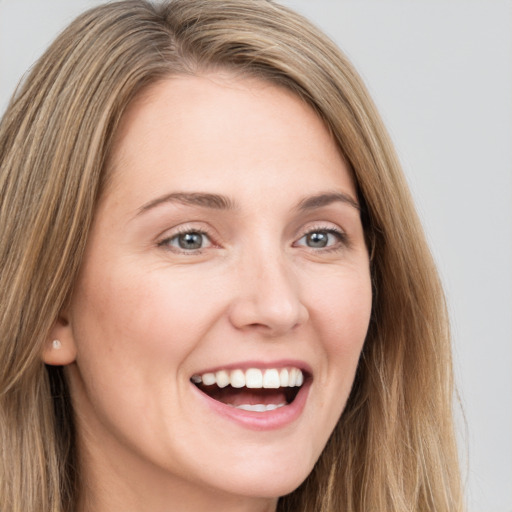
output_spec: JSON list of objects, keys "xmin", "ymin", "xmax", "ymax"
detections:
[{"xmin": 42, "ymin": 315, "xmax": 77, "ymax": 366}]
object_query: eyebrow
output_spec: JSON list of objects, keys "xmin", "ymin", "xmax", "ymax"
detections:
[
  {"xmin": 136, "ymin": 190, "xmax": 360, "ymax": 217},
  {"xmin": 296, "ymin": 192, "xmax": 360, "ymax": 212},
  {"xmin": 137, "ymin": 192, "xmax": 237, "ymax": 214}
]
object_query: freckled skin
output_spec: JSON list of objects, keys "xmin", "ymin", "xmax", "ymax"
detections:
[{"xmin": 52, "ymin": 74, "xmax": 372, "ymax": 512}]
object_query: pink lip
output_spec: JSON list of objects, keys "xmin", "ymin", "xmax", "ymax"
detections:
[
  {"xmin": 190, "ymin": 361, "xmax": 312, "ymax": 431},
  {"xmin": 191, "ymin": 378, "xmax": 311, "ymax": 431}
]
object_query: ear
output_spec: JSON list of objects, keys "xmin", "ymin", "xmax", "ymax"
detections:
[{"xmin": 42, "ymin": 311, "xmax": 77, "ymax": 366}]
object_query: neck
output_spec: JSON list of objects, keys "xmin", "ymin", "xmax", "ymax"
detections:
[{"xmin": 78, "ymin": 485, "xmax": 278, "ymax": 512}]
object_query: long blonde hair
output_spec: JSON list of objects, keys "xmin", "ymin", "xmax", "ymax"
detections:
[{"xmin": 0, "ymin": 1, "xmax": 463, "ymax": 511}]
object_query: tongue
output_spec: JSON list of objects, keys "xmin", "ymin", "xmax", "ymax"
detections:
[{"xmin": 201, "ymin": 385, "xmax": 288, "ymax": 407}]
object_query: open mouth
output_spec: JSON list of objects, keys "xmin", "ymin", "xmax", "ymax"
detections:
[{"xmin": 191, "ymin": 367, "xmax": 307, "ymax": 412}]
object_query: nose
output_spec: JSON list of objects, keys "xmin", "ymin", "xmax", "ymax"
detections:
[{"xmin": 228, "ymin": 250, "xmax": 309, "ymax": 337}]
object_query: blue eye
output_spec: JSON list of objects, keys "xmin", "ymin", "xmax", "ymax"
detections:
[
  {"xmin": 296, "ymin": 229, "xmax": 344, "ymax": 249},
  {"xmin": 162, "ymin": 230, "xmax": 212, "ymax": 251}
]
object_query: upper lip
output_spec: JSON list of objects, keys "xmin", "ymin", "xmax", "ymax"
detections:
[{"xmin": 191, "ymin": 359, "xmax": 313, "ymax": 376}]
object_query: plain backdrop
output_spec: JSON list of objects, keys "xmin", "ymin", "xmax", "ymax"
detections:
[{"xmin": 1, "ymin": 1, "xmax": 511, "ymax": 511}]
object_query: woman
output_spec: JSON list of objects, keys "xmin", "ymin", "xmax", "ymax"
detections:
[{"xmin": 0, "ymin": 1, "xmax": 463, "ymax": 511}]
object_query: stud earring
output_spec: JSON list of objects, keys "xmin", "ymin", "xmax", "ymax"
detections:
[{"xmin": 52, "ymin": 339, "xmax": 62, "ymax": 349}]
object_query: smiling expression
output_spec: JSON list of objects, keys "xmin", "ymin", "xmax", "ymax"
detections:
[{"xmin": 53, "ymin": 73, "xmax": 373, "ymax": 510}]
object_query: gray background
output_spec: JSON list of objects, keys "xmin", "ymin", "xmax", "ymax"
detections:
[{"xmin": 1, "ymin": 1, "xmax": 511, "ymax": 511}]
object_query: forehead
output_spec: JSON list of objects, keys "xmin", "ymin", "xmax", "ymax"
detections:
[{"xmin": 103, "ymin": 73, "xmax": 355, "ymax": 213}]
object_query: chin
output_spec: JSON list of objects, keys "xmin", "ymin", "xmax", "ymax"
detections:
[{"xmin": 206, "ymin": 456, "xmax": 316, "ymax": 500}]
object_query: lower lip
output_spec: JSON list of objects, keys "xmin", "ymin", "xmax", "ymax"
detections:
[{"xmin": 191, "ymin": 380, "xmax": 311, "ymax": 431}]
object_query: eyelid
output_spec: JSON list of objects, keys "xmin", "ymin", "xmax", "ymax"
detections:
[
  {"xmin": 157, "ymin": 223, "xmax": 219, "ymax": 254},
  {"xmin": 155, "ymin": 221, "xmax": 349, "ymax": 255},
  {"xmin": 293, "ymin": 223, "xmax": 349, "ymax": 251}
]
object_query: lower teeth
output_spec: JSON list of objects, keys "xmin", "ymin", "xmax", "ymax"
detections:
[{"xmin": 231, "ymin": 403, "xmax": 286, "ymax": 412}]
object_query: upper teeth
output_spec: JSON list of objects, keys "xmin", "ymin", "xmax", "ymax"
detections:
[{"xmin": 191, "ymin": 367, "xmax": 304, "ymax": 389}]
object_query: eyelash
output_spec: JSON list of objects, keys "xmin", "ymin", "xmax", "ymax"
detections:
[
  {"xmin": 157, "ymin": 225, "xmax": 348, "ymax": 254},
  {"xmin": 294, "ymin": 226, "xmax": 349, "ymax": 253},
  {"xmin": 157, "ymin": 227, "xmax": 215, "ymax": 254}
]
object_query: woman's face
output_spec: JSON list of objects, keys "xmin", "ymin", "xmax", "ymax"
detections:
[{"xmin": 57, "ymin": 74, "xmax": 372, "ymax": 509}]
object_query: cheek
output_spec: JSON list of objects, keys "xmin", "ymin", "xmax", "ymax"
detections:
[
  {"xmin": 66, "ymin": 268, "xmax": 218, "ymax": 443},
  {"xmin": 306, "ymin": 265, "xmax": 372, "ymax": 389},
  {"xmin": 310, "ymin": 265, "xmax": 372, "ymax": 344},
  {"xmin": 69, "ymin": 264, "xmax": 225, "ymax": 370}
]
